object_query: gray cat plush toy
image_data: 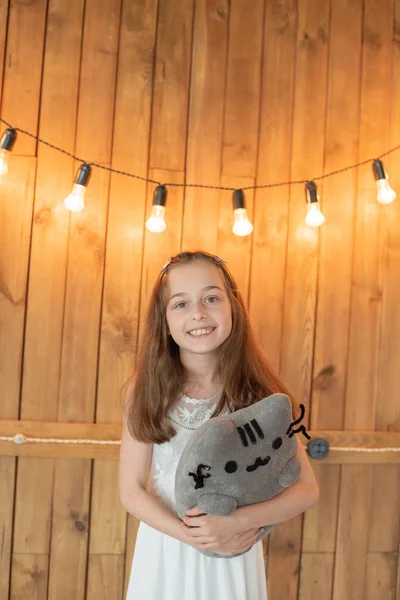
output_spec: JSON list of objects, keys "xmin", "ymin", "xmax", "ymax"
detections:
[{"xmin": 175, "ymin": 393, "xmax": 309, "ymax": 558}]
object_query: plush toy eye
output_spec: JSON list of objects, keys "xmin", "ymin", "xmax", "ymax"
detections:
[
  {"xmin": 272, "ymin": 437, "xmax": 283, "ymax": 450},
  {"xmin": 225, "ymin": 460, "xmax": 238, "ymax": 473}
]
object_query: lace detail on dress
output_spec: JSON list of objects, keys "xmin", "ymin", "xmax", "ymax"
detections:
[{"xmin": 149, "ymin": 393, "xmax": 230, "ymax": 512}]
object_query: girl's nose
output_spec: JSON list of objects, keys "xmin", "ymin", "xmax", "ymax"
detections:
[{"xmin": 191, "ymin": 302, "xmax": 208, "ymax": 319}]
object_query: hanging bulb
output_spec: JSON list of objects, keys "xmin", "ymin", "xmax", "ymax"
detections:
[
  {"xmin": 372, "ymin": 159, "xmax": 396, "ymax": 204},
  {"xmin": 64, "ymin": 164, "xmax": 92, "ymax": 212},
  {"xmin": 232, "ymin": 190, "xmax": 253, "ymax": 236},
  {"xmin": 305, "ymin": 181, "xmax": 325, "ymax": 227},
  {"xmin": 146, "ymin": 185, "xmax": 167, "ymax": 232},
  {"xmin": 0, "ymin": 128, "xmax": 17, "ymax": 175}
]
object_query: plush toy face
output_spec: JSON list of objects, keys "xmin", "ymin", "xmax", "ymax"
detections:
[{"xmin": 175, "ymin": 393, "xmax": 305, "ymax": 558}]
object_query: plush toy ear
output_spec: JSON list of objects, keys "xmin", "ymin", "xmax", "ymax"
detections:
[{"xmin": 184, "ymin": 417, "xmax": 236, "ymax": 459}]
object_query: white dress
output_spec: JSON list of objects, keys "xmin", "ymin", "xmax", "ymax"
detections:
[{"xmin": 126, "ymin": 393, "xmax": 268, "ymax": 600}]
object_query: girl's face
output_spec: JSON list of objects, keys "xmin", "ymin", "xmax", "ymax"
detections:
[{"xmin": 165, "ymin": 260, "xmax": 233, "ymax": 356}]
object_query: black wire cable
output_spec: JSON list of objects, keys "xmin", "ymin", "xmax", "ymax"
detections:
[{"xmin": 1, "ymin": 116, "xmax": 399, "ymax": 191}]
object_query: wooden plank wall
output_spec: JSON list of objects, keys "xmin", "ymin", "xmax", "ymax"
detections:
[{"xmin": 0, "ymin": 1, "xmax": 399, "ymax": 599}]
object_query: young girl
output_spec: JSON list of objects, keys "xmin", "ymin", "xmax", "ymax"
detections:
[{"xmin": 120, "ymin": 250, "xmax": 319, "ymax": 600}]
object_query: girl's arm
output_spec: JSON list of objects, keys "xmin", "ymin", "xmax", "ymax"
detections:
[{"xmin": 119, "ymin": 407, "xmax": 187, "ymax": 543}]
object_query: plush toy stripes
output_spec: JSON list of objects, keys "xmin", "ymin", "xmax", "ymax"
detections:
[{"xmin": 175, "ymin": 393, "xmax": 304, "ymax": 558}]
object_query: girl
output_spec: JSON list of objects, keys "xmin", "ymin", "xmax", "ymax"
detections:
[{"xmin": 120, "ymin": 250, "xmax": 319, "ymax": 600}]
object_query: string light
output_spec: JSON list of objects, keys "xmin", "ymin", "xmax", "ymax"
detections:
[
  {"xmin": 0, "ymin": 117, "xmax": 398, "ymax": 235},
  {"xmin": 64, "ymin": 163, "xmax": 92, "ymax": 212},
  {"xmin": 0, "ymin": 128, "xmax": 17, "ymax": 175},
  {"xmin": 232, "ymin": 189, "xmax": 253, "ymax": 236},
  {"xmin": 305, "ymin": 181, "xmax": 325, "ymax": 227},
  {"xmin": 145, "ymin": 184, "xmax": 167, "ymax": 232},
  {"xmin": 372, "ymin": 159, "xmax": 397, "ymax": 204}
]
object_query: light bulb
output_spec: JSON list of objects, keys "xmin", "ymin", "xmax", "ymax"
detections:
[
  {"xmin": 64, "ymin": 163, "xmax": 92, "ymax": 212},
  {"xmin": 146, "ymin": 205, "xmax": 166, "ymax": 232},
  {"xmin": 64, "ymin": 183, "xmax": 86, "ymax": 212},
  {"xmin": 376, "ymin": 178, "xmax": 396, "ymax": 204},
  {"xmin": 0, "ymin": 128, "xmax": 17, "ymax": 175},
  {"xmin": 232, "ymin": 208, "xmax": 253, "ymax": 236},
  {"xmin": 305, "ymin": 202, "xmax": 325, "ymax": 227},
  {"xmin": 0, "ymin": 148, "xmax": 9, "ymax": 175}
]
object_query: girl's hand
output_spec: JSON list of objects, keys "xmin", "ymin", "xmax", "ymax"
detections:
[{"xmin": 180, "ymin": 506, "xmax": 264, "ymax": 556}]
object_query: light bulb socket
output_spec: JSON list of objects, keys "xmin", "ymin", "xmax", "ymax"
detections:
[
  {"xmin": 75, "ymin": 163, "xmax": 92, "ymax": 187},
  {"xmin": 305, "ymin": 181, "xmax": 318, "ymax": 204},
  {"xmin": 232, "ymin": 189, "xmax": 245, "ymax": 210},
  {"xmin": 153, "ymin": 184, "xmax": 167, "ymax": 207},
  {"xmin": 0, "ymin": 128, "xmax": 17, "ymax": 151},
  {"xmin": 372, "ymin": 159, "xmax": 386, "ymax": 181}
]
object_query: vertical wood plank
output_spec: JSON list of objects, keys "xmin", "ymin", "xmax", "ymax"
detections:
[
  {"xmin": 300, "ymin": 1, "xmax": 363, "ymax": 598},
  {"xmin": 390, "ymin": 3, "xmax": 400, "ymax": 597},
  {"xmin": 91, "ymin": 2, "xmax": 157, "ymax": 598},
  {"xmin": 269, "ymin": 0, "xmax": 330, "ymax": 597},
  {"xmin": 0, "ymin": 0, "xmax": 9, "ymax": 96},
  {"xmin": 217, "ymin": 0, "xmax": 264, "ymax": 304},
  {"xmin": 333, "ymin": 1, "xmax": 395, "ymax": 599},
  {"xmin": 299, "ymin": 553, "xmax": 334, "ymax": 600},
  {"xmin": 249, "ymin": 0, "xmax": 297, "ymax": 371},
  {"xmin": 149, "ymin": 0, "xmax": 194, "ymax": 171},
  {"xmin": 182, "ymin": 0, "xmax": 228, "ymax": 253},
  {"xmin": 1, "ymin": 0, "xmax": 47, "ymax": 154},
  {"xmin": 372, "ymin": 0, "xmax": 400, "ymax": 595},
  {"xmin": 11, "ymin": 2, "xmax": 85, "ymax": 598},
  {"xmin": 47, "ymin": 0, "xmax": 121, "ymax": 598},
  {"xmin": 0, "ymin": 160, "xmax": 36, "ymax": 597}
]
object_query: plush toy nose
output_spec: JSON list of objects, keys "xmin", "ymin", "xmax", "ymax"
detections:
[{"xmin": 246, "ymin": 455, "xmax": 271, "ymax": 472}]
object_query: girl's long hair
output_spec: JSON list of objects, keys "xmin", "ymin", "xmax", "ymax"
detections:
[{"xmin": 122, "ymin": 250, "xmax": 299, "ymax": 444}]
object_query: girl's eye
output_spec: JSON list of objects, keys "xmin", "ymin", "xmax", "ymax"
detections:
[
  {"xmin": 205, "ymin": 296, "xmax": 219, "ymax": 303},
  {"xmin": 175, "ymin": 302, "xmax": 187, "ymax": 309}
]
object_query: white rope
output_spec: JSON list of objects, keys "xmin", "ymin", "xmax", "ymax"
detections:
[
  {"xmin": 0, "ymin": 434, "xmax": 399, "ymax": 452},
  {"xmin": 0, "ymin": 434, "xmax": 120, "ymax": 445}
]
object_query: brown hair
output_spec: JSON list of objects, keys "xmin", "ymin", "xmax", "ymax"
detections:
[{"xmin": 122, "ymin": 250, "xmax": 299, "ymax": 443}]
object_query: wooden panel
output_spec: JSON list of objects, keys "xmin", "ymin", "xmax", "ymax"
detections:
[
  {"xmin": 299, "ymin": 553, "xmax": 334, "ymax": 600},
  {"xmin": 46, "ymin": 1, "xmax": 121, "ymax": 598},
  {"xmin": 217, "ymin": 0, "xmax": 263, "ymax": 305},
  {"xmin": 11, "ymin": 554, "xmax": 48, "ymax": 600},
  {"xmin": 365, "ymin": 553, "xmax": 397, "ymax": 600},
  {"xmin": 0, "ymin": 158, "xmax": 36, "ymax": 416},
  {"xmin": 181, "ymin": 0, "xmax": 228, "ymax": 252},
  {"xmin": 89, "ymin": 3, "xmax": 157, "ymax": 598},
  {"xmin": 269, "ymin": 0, "xmax": 330, "ymax": 597},
  {"xmin": 87, "ymin": 555, "xmax": 124, "ymax": 600},
  {"xmin": 1, "ymin": 0, "xmax": 47, "ymax": 154},
  {"xmin": 249, "ymin": 0, "xmax": 297, "ymax": 372},
  {"xmin": 149, "ymin": 0, "xmax": 194, "ymax": 171},
  {"xmin": 221, "ymin": 0, "xmax": 264, "ymax": 178},
  {"xmin": 333, "ymin": 2, "xmax": 395, "ymax": 598},
  {"xmin": 0, "ymin": 456, "xmax": 16, "ymax": 596},
  {"xmin": 11, "ymin": 2, "xmax": 85, "ymax": 596},
  {"xmin": 300, "ymin": 3, "xmax": 363, "ymax": 597},
  {"xmin": 368, "ymin": 0, "xmax": 400, "ymax": 592},
  {"xmin": 0, "ymin": 0, "xmax": 8, "ymax": 104}
]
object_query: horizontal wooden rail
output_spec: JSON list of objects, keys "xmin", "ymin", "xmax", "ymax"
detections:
[{"xmin": 0, "ymin": 419, "xmax": 399, "ymax": 462}]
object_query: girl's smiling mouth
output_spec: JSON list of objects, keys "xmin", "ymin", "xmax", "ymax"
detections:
[{"xmin": 187, "ymin": 327, "xmax": 216, "ymax": 338}]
